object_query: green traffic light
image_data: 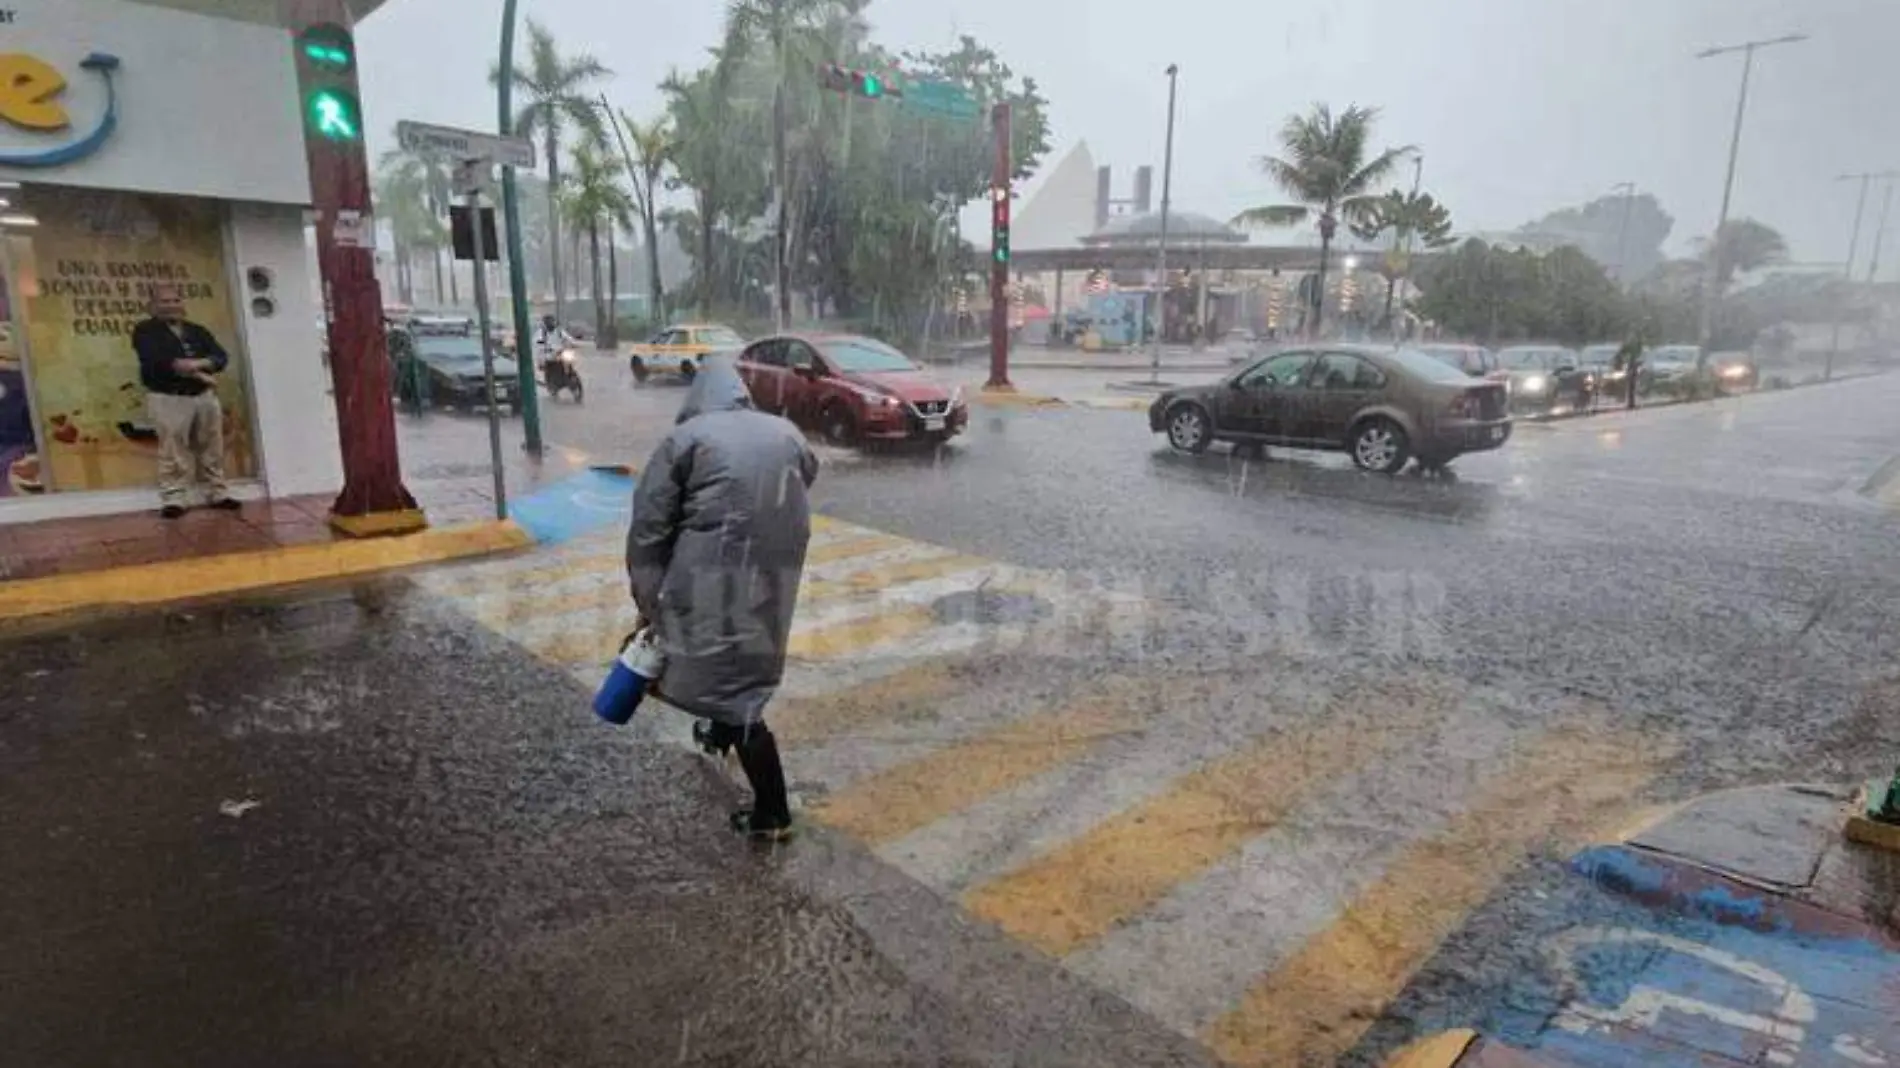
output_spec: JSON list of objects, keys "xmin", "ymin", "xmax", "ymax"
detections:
[
  {"xmin": 298, "ymin": 22, "xmax": 356, "ymax": 71},
  {"xmin": 861, "ymin": 74, "xmax": 883, "ymax": 98},
  {"xmin": 308, "ymin": 89, "xmax": 361, "ymax": 141}
]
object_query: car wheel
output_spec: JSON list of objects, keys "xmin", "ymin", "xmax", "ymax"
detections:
[
  {"xmin": 821, "ymin": 402, "xmax": 859, "ymax": 447},
  {"xmin": 1350, "ymin": 417, "xmax": 1410, "ymax": 474},
  {"xmin": 629, "ymin": 357, "xmax": 649, "ymax": 383},
  {"xmin": 679, "ymin": 360, "xmax": 698, "ymax": 382},
  {"xmin": 1165, "ymin": 403, "xmax": 1212, "ymax": 454}
]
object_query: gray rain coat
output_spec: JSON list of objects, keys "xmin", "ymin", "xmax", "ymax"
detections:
[{"xmin": 626, "ymin": 357, "xmax": 819, "ymax": 725}]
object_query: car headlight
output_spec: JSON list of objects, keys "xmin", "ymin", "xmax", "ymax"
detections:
[
  {"xmin": 1521, "ymin": 375, "xmax": 1548, "ymax": 393},
  {"xmin": 950, "ymin": 386, "xmax": 965, "ymax": 408},
  {"xmin": 1719, "ymin": 364, "xmax": 1747, "ymax": 379}
]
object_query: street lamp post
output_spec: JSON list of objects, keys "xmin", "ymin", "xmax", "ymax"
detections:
[
  {"xmin": 1151, "ymin": 63, "xmax": 1178, "ymax": 385},
  {"xmin": 1827, "ymin": 170, "xmax": 1898, "ymax": 379},
  {"xmin": 1864, "ymin": 175, "xmax": 1897, "ymax": 284},
  {"xmin": 1611, "ymin": 182, "xmax": 1637, "ymax": 286},
  {"xmin": 1694, "ymin": 33, "xmax": 1807, "ymax": 364}
]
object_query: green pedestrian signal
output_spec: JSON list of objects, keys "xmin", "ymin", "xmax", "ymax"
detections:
[
  {"xmin": 308, "ymin": 88, "xmax": 361, "ymax": 141},
  {"xmin": 861, "ymin": 73, "xmax": 884, "ymax": 98},
  {"xmin": 297, "ymin": 22, "xmax": 356, "ymax": 73}
]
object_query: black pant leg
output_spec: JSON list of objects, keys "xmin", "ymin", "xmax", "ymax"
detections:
[{"xmin": 733, "ymin": 722, "xmax": 792, "ymax": 827}]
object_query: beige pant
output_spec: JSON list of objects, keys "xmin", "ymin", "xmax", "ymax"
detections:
[{"xmin": 148, "ymin": 391, "xmax": 227, "ymax": 506}]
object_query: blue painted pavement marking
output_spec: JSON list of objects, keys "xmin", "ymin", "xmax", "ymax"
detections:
[{"xmin": 506, "ymin": 468, "xmax": 635, "ymax": 545}]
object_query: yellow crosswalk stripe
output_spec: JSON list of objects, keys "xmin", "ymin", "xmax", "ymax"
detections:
[
  {"xmin": 961, "ymin": 715, "xmax": 1419, "ymax": 959},
  {"xmin": 806, "ymin": 533, "xmax": 910, "ymax": 565},
  {"xmin": 468, "ymin": 581, "xmax": 627, "ymax": 629},
  {"xmin": 1201, "ymin": 726, "xmax": 1668, "ymax": 1067},
  {"xmin": 800, "ymin": 553, "xmax": 993, "ymax": 602},
  {"xmin": 787, "ymin": 604, "xmax": 937, "ymax": 659},
  {"xmin": 809, "ymin": 686, "xmax": 1156, "ymax": 845},
  {"xmin": 773, "ymin": 658, "xmax": 972, "ymax": 744}
]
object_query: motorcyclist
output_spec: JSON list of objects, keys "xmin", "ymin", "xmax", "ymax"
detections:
[{"xmin": 534, "ymin": 314, "xmax": 576, "ymax": 359}]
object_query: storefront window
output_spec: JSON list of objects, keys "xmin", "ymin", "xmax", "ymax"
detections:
[{"xmin": 0, "ymin": 185, "xmax": 256, "ymax": 497}]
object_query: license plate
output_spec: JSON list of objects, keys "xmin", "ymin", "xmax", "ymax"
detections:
[
  {"xmin": 924, "ymin": 415, "xmax": 946, "ymax": 432},
  {"xmin": 1489, "ymin": 426, "xmax": 1505, "ymax": 442}
]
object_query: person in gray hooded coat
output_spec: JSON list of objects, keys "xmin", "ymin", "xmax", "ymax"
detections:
[{"xmin": 626, "ymin": 356, "xmax": 819, "ymax": 839}]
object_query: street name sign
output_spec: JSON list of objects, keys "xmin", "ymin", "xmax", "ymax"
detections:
[{"xmin": 395, "ymin": 120, "xmax": 536, "ymax": 169}]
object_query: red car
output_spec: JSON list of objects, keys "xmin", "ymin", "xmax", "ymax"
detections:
[{"xmin": 736, "ymin": 333, "xmax": 968, "ymax": 445}]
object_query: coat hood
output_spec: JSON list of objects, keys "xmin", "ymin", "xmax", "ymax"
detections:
[{"xmin": 676, "ymin": 356, "xmax": 754, "ymax": 424}]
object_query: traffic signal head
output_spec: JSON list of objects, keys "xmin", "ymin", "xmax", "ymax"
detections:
[
  {"xmin": 990, "ymin": 186, "xmax": 1011, "ymax": 264},
  {"xmin": 308, "ymin": 88, "xmax": 362, "ymax": 142},
  {"xmin": 818, "ymin": 63, "xmax": 900, "ymax": 101},
  {"xmin": 298, "ymin": 22, "xmax": 356, "ymax": 73}
]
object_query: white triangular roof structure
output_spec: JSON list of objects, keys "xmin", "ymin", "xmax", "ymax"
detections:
[{"xmin": 1013, "ymin": 141, "xmax": 1098, "ymax": 252}]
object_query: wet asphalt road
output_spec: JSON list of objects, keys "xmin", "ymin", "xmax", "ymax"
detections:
[{"xmin": 4, "ymin": 367, "xmax": 1900, "ymax": 1066}]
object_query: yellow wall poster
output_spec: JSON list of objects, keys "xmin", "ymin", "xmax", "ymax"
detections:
[{"xmin": 14, "ymin": 185, "xmax": 256, "ymax": 494}]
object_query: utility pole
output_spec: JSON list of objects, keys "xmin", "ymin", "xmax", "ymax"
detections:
[
  {"xmin": 985, "ymin": 102, "xmax": 1013, "ymax": 391},
  {"xmin": 1827, "ymin": 170, "xmax": 1896, "ymax": 379},
  {"xmin": 1390, "ymin": 153, "xmax": 1425, "ymax": 340},
  {"xmin": 1865, "ymin": 174, "xmax": 1897, "ymax": 283},
  {"xmin": 496, "ymin": 0, "xmax": 543, "ymax": 454},
  {"xmin": 1611, "ymin": 182, "xmax": 1637, "ymax": 285},
  {"xmin": 1694, "ymin": 33, "xmax": 1807, "ymax": 364},
  {"xmin": 1150, "ymin": 63, "xmax": 1179, "ymax": 385}
]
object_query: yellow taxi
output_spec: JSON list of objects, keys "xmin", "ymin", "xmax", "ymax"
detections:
[{"xmin": 627, "ymin": 323, "xmax": 748, "ymax": 383}]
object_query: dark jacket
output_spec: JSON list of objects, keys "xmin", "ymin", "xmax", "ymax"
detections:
[
  {"xmin": 133, "ymin": 317, "xmax": 228, "ymax": 396},
  {"xmin": 626, "ymin": 357, "xmax": 819, "ymax": 725}
]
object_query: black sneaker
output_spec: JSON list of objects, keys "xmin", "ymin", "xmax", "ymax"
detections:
[
  {"xmin": 208, "ymin": 497, "xmax": 242, "ymax": 512},
  {"xmin": 729, "ymin": 809, "xmax": 794, "ymax": 842},
  {"xmin": 160, "ymin": 504, "xmax": 186, "ymax": 519}
]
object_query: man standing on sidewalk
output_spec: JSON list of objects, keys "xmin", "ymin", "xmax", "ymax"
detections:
[
  {"xmin": 132, "ymin": 284, "xmax": 238, "ymax": 518},
  {"xmin": 1614, "ymin": 330, "xmax": 1646, "ymax": 411}
]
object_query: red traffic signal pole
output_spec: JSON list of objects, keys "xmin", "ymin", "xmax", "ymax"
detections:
[
  {"xmin": 986, "ymin": 101, "xmax": 1013, "ymax": 391},
  {"xmin": 283, "ymin": 0, "xmax": 420, "ymax": 534}
]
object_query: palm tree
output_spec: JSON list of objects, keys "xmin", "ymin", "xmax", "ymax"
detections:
[
  {"xmin": 492, "ymin": 19, "xmax": 610, "ymax": 328},
  {"xmin": 377, "ymin": 145, "xmax": 457, "ymax": 305},
  {"xmin": 1351, "ymin": 188, "xmax": 1454, "ymax": 335},
  {"xmin": 1706, "ymin": 217, "xmax": 1787, "ymax": 292},
  {"xmin": 663, "ymin": 64, "xmax": 742, "ymax": 319},
  {"xmin": 1233, "ymin": 104, "xmax": 1414, "ymax": 336},
  {"xmin": 605, "ymin": 107, "xmax": 673, "ymax": 328},
  {"xmin": 373, "ymin": 164, "xmax": 439, "ymax": 305},
  {"xmin": 561, "ymin": 133, "xmax": 634, "ymax": 344},
  {"xmin": 720, "ymin": 0, "xmax": 864, "ymax": 329}
]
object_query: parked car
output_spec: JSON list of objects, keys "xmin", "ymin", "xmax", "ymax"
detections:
[
  {"xmin": 1417, "ymin": 343, "xmax": 1503, "ymax": 381},
  {"xmin": 628, "ymin": 323, "xmax": 747, "ymax": 383},
  {"xmin": 1148, "ymin": 344, "xmax": 1512, "ymax": 473},
  {"xmin": 737, "ymin": 333, "xmax": 967, "ymax": 446},
  {"xmin": 407, "ymin": 334, "xmax": 521, "ymax": 414},
  {"xmin": 1641, "ymin": 344, "xmax": 1701, "ymax": 391},
  {"xmin": 1495, "ymin": 345, "xmax": 1594, "ymax": 413}
]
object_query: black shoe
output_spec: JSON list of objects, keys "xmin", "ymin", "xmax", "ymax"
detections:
[
  {"xmin": 160, "ymin": 504, "xmax": 186, "ymax": 519},
  {"xmin": 208, "ymin": 497, "xmax": 242, "ymax": 511},
  {"xmin": 729, "ymin": 808, "xmax": 794, "ymax": 841}
]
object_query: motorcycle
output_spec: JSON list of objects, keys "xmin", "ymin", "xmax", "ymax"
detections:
[{"xmin": 540, "ymin": 347, "xmax": 585, "ymax": 403}]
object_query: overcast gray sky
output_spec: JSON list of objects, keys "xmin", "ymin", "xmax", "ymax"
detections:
[{"xmin": 359, "ymin": 0, "xmax": 1898, "ymax": 272}]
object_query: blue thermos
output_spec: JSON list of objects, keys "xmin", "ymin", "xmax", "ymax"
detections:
[{"xmin": 593, "ymin": 629, "xmax": 665, "ymax": 726}]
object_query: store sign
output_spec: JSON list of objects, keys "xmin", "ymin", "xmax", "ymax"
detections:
[{"xmin": 0, "ymin": 50, "xmax": 121, "ymax": 167}]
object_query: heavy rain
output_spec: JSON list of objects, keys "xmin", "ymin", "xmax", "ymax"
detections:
[{"xmin": 2, "ymin": 1, "xmax": 1899, "ymax": 1066}]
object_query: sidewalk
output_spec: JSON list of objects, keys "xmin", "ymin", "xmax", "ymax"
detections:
[{"xmin": 1391, "ymin": 783, "xmax": 1900, "ymax": 1068}]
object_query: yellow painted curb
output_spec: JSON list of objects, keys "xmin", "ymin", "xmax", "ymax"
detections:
[
  {"xmin": 330, "ymin": 507, "xmax": 429, "ymax": 538},
  {"xmin": 1845, "ymin": 812, "xmax": 1900, "ymax": 855},
  {"xmin": 969, "ymin": 390, "xmax": 1066, "ymax": 409},
  {"xmin": 1383, "ymin": 1029, "xmax": 1478, "ymax": 1068},
  {"xmin": 0, "ymin": 519, "xmax": 533, "ymax": 625}
]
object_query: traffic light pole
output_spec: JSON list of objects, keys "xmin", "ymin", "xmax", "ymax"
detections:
[
  {"xmin": 985, "ymin": 102, "xmax": 1013, "ymax": 391},
  {"xmin": 496, "ymin": 0, "xmax": 544, "ymax": 456},
  {"xmin": 284, "ymin": 0, "xmax": 421, "ymax": 534}
]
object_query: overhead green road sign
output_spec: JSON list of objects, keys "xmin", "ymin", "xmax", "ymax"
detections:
[{"xmin": 903, "ymin": 80, "xmax": 981, "ymax": 119}]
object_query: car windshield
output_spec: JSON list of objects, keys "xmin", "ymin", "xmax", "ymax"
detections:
[
  {"xmin": 1389, "ymin": 347, "xmax": 1482, "ymax": 384},
  {"xmin": 1650, "ymin": 345, "xmax": 1701, "ymax": 362},
  {"xmin": 822, "ymin": 338, "xmax": 916, "ymax": 372},
  {"xmin": 700, "ymin": 327, "xmax": 745, "ymax": 346},
  {"xmin": 1498, "ymin": 349, "xmax": 1557, "ymax": 370},
  {"xmin": 418, "ymin": 338, "xmax": 507, "ymax": 366},
  {"xmin": 1418, "ymin": 345, "xmax": 1484, "ymax": 370}
]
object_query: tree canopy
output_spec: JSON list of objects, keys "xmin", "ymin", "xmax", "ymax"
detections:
[{"xmin": 1513, "ymin": 193, "xmax": 1675, "ymax": 280}]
